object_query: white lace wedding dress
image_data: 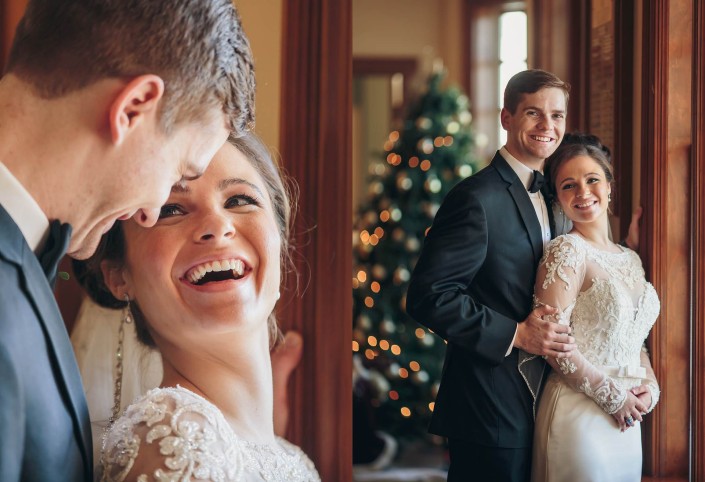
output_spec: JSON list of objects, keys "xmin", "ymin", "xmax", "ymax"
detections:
[
  {"xmin": 100, "ymin": 386, "xmax": 320, "ymax": 482},
  {"xmin": 530, "ymin": 234, "xmax": 660, "ymax": 482}
]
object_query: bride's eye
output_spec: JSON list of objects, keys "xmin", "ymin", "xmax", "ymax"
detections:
[
  {"xmin": 225, "ymin": 194, "xmax": 262, "ymax": 209},
  {"xmin": 159, "ymin": 204, "xmax": 185, "ymax": 219},
  {"xmin": 561, "ymin": 183, "xmax": 574, "ymax": 190}
]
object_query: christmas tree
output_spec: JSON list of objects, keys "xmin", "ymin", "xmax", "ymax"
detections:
[{"xmin": 353, "ymin": 71, "xmax": 481, "ymax": 442}]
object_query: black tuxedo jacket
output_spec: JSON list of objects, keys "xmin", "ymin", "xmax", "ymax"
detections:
[
  {"xmin": 407, "ymin": 152, "xmax": 551, "ymax": 448},
  {"xmin": 0, "ymin": 205, "xmax": 92, "ymax": 481}
]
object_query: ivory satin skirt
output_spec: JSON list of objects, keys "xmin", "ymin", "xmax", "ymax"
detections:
[{"xmin": 531, "ymin": 373, "xmax": 642, "ymax": 482}]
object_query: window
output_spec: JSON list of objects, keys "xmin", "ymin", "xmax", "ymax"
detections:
[
  {"xmin": 498, "ymin": 10, "xmax": 528, "ymax": 146},
  {"xmin": 466, "ymin": 4, "xmax": 528, "ymax": 162}
]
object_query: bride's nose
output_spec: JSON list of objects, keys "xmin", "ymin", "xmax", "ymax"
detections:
[{"xmin": 194, "ymin": 212, "xmax": 235, "ymax": 242}]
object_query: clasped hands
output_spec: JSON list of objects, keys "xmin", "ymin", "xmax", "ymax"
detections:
[{"xmin": 612, "ymin": 385, "xmax": 653, "ymax": 431}]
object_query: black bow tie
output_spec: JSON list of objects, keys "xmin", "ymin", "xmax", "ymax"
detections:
[
  {"xmin": 37, "ymin": 220, "xmax": 72, "ymax": 286},
  {"xmin": 528, "ymin": 170, "xmax": 545, "ymax": 193}
]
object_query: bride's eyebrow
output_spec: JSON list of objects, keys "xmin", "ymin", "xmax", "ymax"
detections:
[
  {"xmin": 171, "ymin": 183, "xmax": 191, "ymax": 193},
  {"xmin": 218, "ymin": 177, "xmax": 264, "ymax": 197}
]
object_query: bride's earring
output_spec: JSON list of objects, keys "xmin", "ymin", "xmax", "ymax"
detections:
[
  {"xmin": 110, "ymin": 295, "xmax": 133, "ymax": 425},
  {"xmin": 608, "ymin": 193, "xmax": 612, "ymax": 203}
]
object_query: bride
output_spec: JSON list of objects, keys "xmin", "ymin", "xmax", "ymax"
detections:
[
  {"xmin": 531, "ymin": 143, "xmax": 660, "ymax": 481},
  {"xmin": 75, "ymin": 133, "xmax": 320, "ymax": 481}
]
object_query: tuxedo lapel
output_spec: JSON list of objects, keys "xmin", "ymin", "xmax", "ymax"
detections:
[
  {"xmin": 0, "ymin": 207, "xmax": 92, "ymax": 475},
  {"xmin": 22, "ymin": 252, "xmax": 92, "ymax": 469},
  {"xmin": 492, "ymin": 154, "xmax": 544, "ymax": 265}
]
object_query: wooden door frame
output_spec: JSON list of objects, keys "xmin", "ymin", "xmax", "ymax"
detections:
[
  {"xmin": 691, "ymin": 0, "xmax": 705, "ymax": 479},
  {"xmin": 279, "ymin": 1, "xmax": 352, "ymax": 481},
  {"xmin": 640, "ymin": 0, "xmax": 692, "ymax": 477}
]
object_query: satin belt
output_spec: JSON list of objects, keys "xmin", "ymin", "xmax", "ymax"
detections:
[{"xmin": 600, "ymin": 364, "xmax": 646, "ymax": 379}]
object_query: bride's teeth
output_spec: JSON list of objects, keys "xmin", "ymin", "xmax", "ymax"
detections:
[{"xmin": 186, "ymin": 258, "xmax": 246, "ymax": 284}]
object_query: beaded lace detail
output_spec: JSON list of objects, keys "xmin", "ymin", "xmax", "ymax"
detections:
[
  {"xmin": 100, "ymin": 386, "xmax": 320, "ymax": 482},
  {"xmin": 534, "ymin": 234, "xmax": 660, "ymax": 415}
]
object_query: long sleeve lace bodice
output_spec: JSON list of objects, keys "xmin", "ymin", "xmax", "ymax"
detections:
[
  {"xmin": 534, "ymin": 234, "xmax": 660, "ymax": 414},
  {"xmin": 100, "ymin": 386, "xmax": 320, "ymax": 482}
]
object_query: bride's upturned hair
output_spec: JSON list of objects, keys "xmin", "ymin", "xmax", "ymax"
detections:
[{"xmin": 74, "ymin": 132, "xmax": 295, "ymax": 349}]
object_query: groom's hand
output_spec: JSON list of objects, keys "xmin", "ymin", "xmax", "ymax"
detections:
[{"xmin": 514, "ymin": 305, "xmax": 576, "ymax": 358}]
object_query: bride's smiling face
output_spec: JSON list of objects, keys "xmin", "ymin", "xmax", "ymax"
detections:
[
  {"xmin": 555, "ymin": 154, "xmax": 612, "ymax": 225},
  {"xmin": 118, "ymin": 142, "xmax": 281, "ymax": 342}
]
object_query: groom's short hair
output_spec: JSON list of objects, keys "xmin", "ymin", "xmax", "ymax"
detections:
[
  {"xmin": 503, "ymin": 69, "xmax": 570, "ymax": 115},
  {"xmin": 6, "ymin": 0, "xmax": 255, "ymax": 135}
]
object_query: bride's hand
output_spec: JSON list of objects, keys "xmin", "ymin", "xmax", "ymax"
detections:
[
  {"xmin": 612, "ymin": 391, "xmax": 647, "ymax": 432},
  {"xmin": 630, "ymin": 384, "xmax": 653, "ymax": 412}
]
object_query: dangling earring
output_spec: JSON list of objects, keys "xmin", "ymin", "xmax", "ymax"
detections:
[
  {"xmin": 608, "ymin": 193, "xmax": 612, "ymax": 203},
  {"xmin": 109, "ymin": 295, "xmax": 133, "ymax": 425}
]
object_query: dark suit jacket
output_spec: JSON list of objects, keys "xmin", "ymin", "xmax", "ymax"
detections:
[
  {"xmin": 0, "ymin": 205, "xmax": 92, "ymax": 481},
  {"xmin": 407, "ymin": 152, "xmax": 550, "ymax": 449}
]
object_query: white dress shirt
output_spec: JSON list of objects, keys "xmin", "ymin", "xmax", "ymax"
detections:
[
  {"xmin": 499, "ymin": 147, "xmax": 551, "ymax": 355},
  {"xmin": 0, "ymin": 161, "xmax": 49, "ymax": 253}
]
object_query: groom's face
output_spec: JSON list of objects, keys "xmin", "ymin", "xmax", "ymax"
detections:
[{"xmin": 501, "ymin": 87, "xmax": 567, "ymax": 169}]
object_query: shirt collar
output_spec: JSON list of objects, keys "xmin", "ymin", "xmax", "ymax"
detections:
[
  {"xmin": 500, "ymin": 146, "xmax": 540, "ymax": 192},
  {"xmin": 0, "ymin": 162, "xmax": 50, "ymax": 253}
]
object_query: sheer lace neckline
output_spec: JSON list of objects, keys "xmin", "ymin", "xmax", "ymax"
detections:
[
  {"xmin": 161, "ymin": 385, "xmax": 278, "ymax": 450},
  {"xmin": 565, "ymin": 232, "xmax": 627, "ymax": 255},
  {"xmin": 101, "ymin": 384, "xmax": 321, "ymax": 481}
]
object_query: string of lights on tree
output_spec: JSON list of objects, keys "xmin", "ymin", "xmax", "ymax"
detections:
[{"xmin": 353, "ymin": 71, "xmax": 481, "ymax": 441}]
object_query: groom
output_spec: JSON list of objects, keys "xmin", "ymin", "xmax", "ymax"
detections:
[
  {"xmin": 407, "ymin": 70, "xmax": 576, "ymax": 481},
  {"xmin": 0, "ymin": 1, "xmax": 254, "ymax": 480}
]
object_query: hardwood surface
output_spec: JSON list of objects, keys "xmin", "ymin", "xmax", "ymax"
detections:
[{"xmin": 279, "ymin": 1, "xmax": 353, "ymax": 481}]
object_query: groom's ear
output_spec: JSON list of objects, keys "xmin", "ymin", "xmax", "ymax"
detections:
[
  {"xmin": 108, "ymin": 74, "xmax": 165, "ymax": 146},
  {"xmin": 100, "ymin": 259, "xmax": 132, "ymax": 301}
]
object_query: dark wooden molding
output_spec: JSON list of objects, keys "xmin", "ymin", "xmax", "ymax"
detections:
[
  {"xmin": 640, "ymin": 2, "xmax": 669, "ymax": 474},
  {"xmin": 352, "ymin": 57, "xmax": 417, "ymax": 77},
  {"xmin": 279, "ymin": 1, "xmax": 352, "ymax": 481},
  {"xmin": 352, "ymin": 57, "xmax": 417, "ymax": 121},
  {"xmin": 613, "ymin": 0, "xmax": 634, "ymax": 233},
  {"xmin": 1, "ymin": 1, "xmax": 6, "ymax": 69},
  {"xmin": 641, "ymin": 0, "xmax": 693, "ymax": 477},
  {"xmin": 691, "ymin": 0, "xmax": 705, "ymax": 478},
  {"xmin": 639, "ymin": 2, "xmax": 668, "ymax": 475}
]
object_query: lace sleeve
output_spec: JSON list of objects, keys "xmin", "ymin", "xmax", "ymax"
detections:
[
  {"xmin": 640, "ymin": 344, "xmax": 660, "ymax": 413},
  {"xmin": 534, "ymin": 236, "xmax": 627, "ymax": 415},
  {"xmin": 101, "ymin": 389, "xmax": 241, "ymax": 482}
]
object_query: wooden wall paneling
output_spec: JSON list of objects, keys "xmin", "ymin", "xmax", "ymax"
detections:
[
  {"xmin": 1, "ymin": 0, "xmax": 5, "ymax": 68},
  {"xmin": 279, "ymin": 1, "xmax": 353, "ymax": 481},
  {"xmin": 613, "ymin": 0, "xmax": 634, "ymax": 237},
  {"xmin": 691, "ymin": 0, "xmax": 705, "ymax": 478},
  {"xmin": 640, "ymin": 0, "xmax": 692, "ymax": 477},
  {"xmin": 589, "ymin": 1, "xmax": 615, "ymax": 155},
  {"xmin": 0, "ymin": 0, "xmax": 27, "ymax": 69}
]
